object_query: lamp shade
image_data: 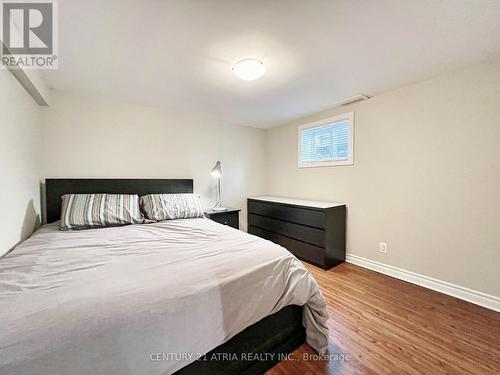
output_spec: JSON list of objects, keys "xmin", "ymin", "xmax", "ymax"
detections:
[{"xmin": 210, "ymin": 161, "xmax": 222, "ymax": 177}]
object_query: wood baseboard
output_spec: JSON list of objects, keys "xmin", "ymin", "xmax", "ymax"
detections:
[{"xmin": 346, "ymin": 254, "xmax": 500, "ymax": 312}]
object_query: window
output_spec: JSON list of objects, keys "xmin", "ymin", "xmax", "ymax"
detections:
[{"xmin": 298, "ymin": 112, "xmax": 353, "ymax": 167}]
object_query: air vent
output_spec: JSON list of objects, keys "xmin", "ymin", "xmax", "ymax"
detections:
[{"xmin": 337, "ymin": 94, "xmax": 370, "ymax": 106}]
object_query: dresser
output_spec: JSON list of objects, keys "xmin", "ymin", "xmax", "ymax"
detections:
[{"xmin": 247, "ymin": 196, "xmax": 346, "ymax": 270}]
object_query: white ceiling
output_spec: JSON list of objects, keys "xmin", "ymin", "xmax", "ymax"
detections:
[{"xmin": 42, "ymin": 0, "xmax": 500, "ymax": 128}]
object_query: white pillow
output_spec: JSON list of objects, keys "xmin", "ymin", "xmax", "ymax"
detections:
[{"xmin": 140, "ymin": 193, "xmax": 204, "ymax": 221}]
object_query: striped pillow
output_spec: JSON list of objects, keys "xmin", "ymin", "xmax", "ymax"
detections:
[
  {"xmin": 140, "ymin": 194, "xmax": 204, "ymax": 222},
  {"xmin": 60, "ymin": 194, "xmax": 143, "ymax": 231}
]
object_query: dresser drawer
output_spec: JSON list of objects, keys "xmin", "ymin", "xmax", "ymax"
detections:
[
  {"xmin": 249, "ymin": 226, "xmax": 325, "ymax": 267},
  {"xmin": 248, "ymin": 213, "xmax": 325, "ymax": 248},
  {"xmin": 248, "ymin": 199, "xmax": 325, "ymax": 229}
]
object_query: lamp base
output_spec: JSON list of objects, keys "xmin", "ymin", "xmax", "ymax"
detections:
[{"xmin": 212, "ymin": 206, "xmax": 228, "ymax": 211}]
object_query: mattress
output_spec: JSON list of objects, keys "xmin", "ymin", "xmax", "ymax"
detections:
[{"xmin": 0, "ymin": 218, "xmax": 328, "ymax": 374}]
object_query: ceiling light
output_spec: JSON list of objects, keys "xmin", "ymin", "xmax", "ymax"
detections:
[{"xmin": 232, "ymin": 59, "xmax": 266, "ymax": 81}]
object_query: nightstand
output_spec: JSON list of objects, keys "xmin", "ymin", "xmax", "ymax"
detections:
[{"xmin": 204, "ymin": 208, "xmax": 241, "ymax": 229}]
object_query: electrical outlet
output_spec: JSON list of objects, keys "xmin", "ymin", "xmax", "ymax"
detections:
[{"xmin": 379, "ymin": 242, "xmax": 388, "ymax": 253}]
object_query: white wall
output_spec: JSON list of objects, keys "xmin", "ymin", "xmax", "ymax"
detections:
[
  {"xmin": 41, "ymin": 91, "xmax": 267, "ymax": 230},
  {"xmin": 0, "ymin": 70, "xmax": 42, "ymax": 256},
  {"xmin": 265, "ymin": 60, "xmax": 500, "ymax": 297}
]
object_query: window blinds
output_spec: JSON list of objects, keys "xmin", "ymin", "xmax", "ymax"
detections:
[{"xmin": 300, "ymin": 121, "xmax": 350, "ymax": 163}]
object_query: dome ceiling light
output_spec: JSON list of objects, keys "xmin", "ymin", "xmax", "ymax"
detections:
[{"xmin": 232, "ymin": 58, "xmax": 266, "ymax": 81}]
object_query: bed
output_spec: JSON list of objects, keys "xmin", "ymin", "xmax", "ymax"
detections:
[{"xmin": 0, "ymin": 179, "xmax": 328, "ymax": 374}]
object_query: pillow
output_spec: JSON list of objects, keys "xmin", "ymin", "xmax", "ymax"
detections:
[
  {"xmin": 140, "ymin": 193, "xmax": 204, "ymax": 221},
  {"xmin": 60, "ymin": 193, "xmax": 143, "ymax": 231}
]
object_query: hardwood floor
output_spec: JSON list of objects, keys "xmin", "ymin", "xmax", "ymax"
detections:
[{"xmin": 268, "ymin": 262, "xmax": 500, "ymax": 374}]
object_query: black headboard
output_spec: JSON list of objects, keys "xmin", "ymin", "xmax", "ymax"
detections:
[{"xmin": 45, "ymin": 178, "xmax": 194, "ymax": 223}]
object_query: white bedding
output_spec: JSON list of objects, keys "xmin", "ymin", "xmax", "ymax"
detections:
[{"xmin": 0, "ymin": 218, "xmax": 329, "ymax": 374}]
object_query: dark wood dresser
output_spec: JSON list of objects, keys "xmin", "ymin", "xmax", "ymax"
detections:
[{"xmin": 248, "ymin": 196, "xmax": 346, "ymax": 270}]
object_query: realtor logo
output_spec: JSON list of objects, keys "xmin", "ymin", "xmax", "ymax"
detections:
[{"xmin": 1, "ymin": 0, "xmax": 58, "ymax": 69}]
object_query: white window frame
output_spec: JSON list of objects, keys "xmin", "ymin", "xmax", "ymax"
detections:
[{"xmin": 298, "ymin": 112, "xmax": 354, "ymax": 168}]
